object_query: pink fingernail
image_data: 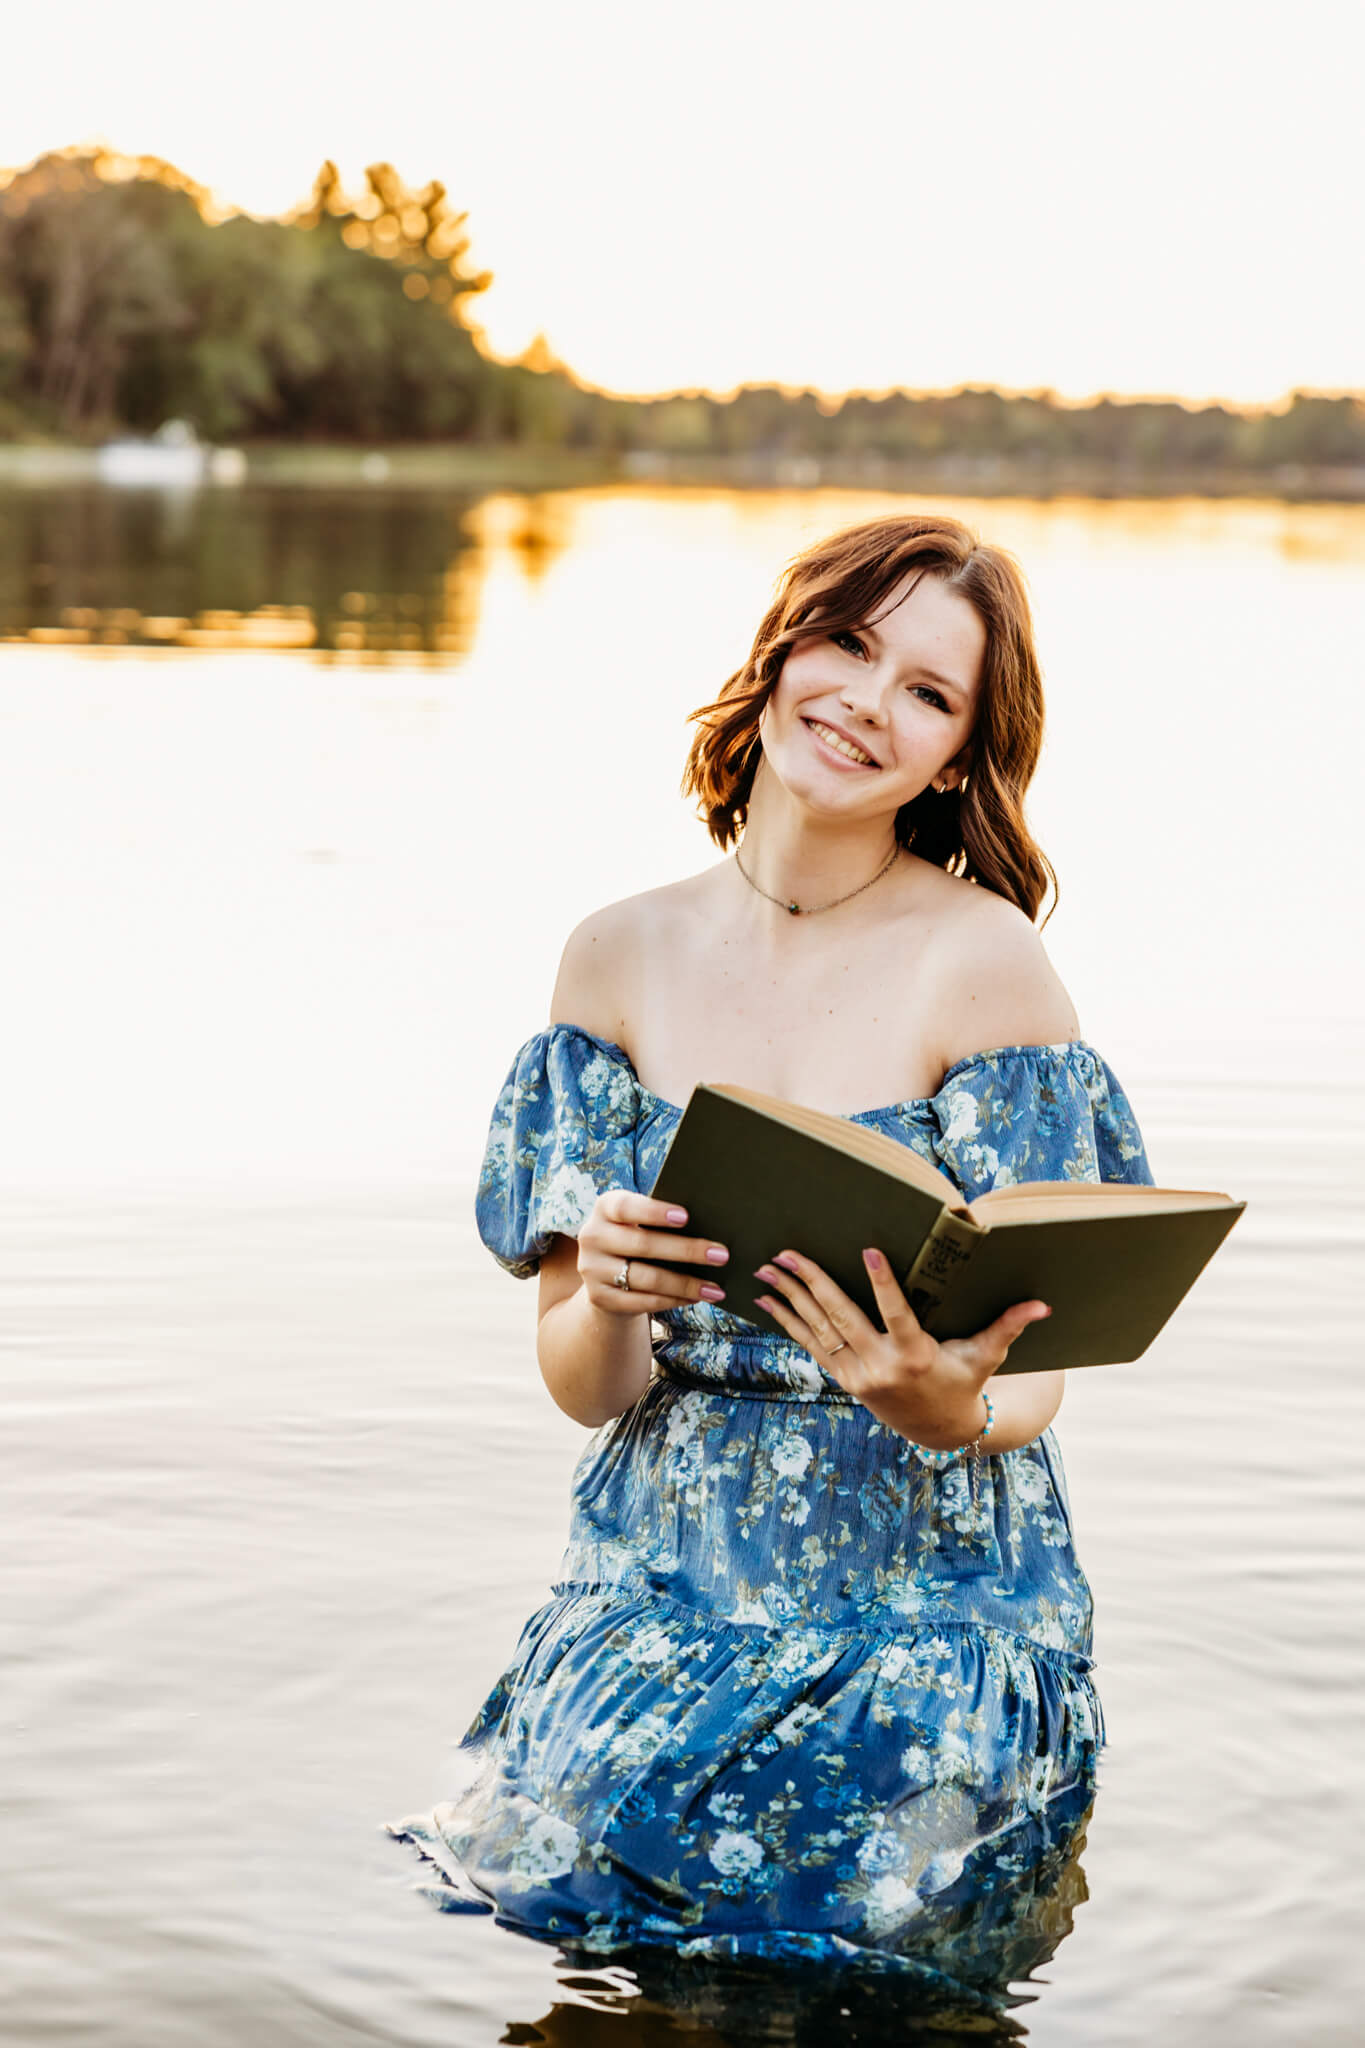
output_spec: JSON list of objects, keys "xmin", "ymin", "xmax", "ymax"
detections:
[
  {"xmin": 705, "ymin": 1245, "xmax": 729, "ymax": 1265},
  {"xmin": 666, "ymin": 1208, "xmax": 688, "ymax": 1224},
  {"xmin": 755, "ymin": 1295, "xmax": 777, "ymax": 1313},
  {"xmin": 773, "ymin": 1252, "xmax": 800, "ymax": 1272},
  {"xmin": 863, "ymin": 1248, "xmax": 884, "ymax": 1271},
  {"xmin": 700, "ymin": 1283, "xmax": 726, "ymax": 1302}
]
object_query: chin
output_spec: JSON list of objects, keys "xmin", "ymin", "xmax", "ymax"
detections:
[{"xmin": 786, "ymin": 772, "xmax": 896, "ymax": 824}]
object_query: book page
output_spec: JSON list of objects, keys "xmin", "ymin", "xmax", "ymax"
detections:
[
  {"xmin": 972, "ymin": 1182, "xmax": 1239, "ymax": 1226},
  {"xmin": 710, "ymin": 1085, "xmax": 1239, "ymax": 1231},
  {"xmin": 711, "ymin": 1083, "xmax": 966, "ymax": 1210}
]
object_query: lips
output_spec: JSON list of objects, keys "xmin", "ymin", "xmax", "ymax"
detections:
[{"xmin": 802, "ymin": 718, "xmax": 880, "ymax": 769}]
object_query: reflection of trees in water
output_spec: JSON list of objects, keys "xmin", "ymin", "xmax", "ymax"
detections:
[
  {"xmin": 464, "ymin": 491, "xmax": 571, "ymax": 588},
  {"xmin": 490, "ymin": 1795, "xmax": 1093, "ymax": 2048},
  {"xmin": 4, "ymin": 487, "xmax": 1362, "ymax": 656},
  {"xmin": 0, "ymin": 485, "xmax": 559, "ymax": 658},
  {"xmin": 508, "ymin": 499, "xmax": 567, "ymax": 585}
]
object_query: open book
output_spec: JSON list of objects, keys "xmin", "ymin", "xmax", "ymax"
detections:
[{"xmin": 647, "ymin": 1082, "xmax": 1245, "ymax": 1374}]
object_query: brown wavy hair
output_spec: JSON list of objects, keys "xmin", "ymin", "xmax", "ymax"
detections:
[{"xmin": 680, "ymin": 513, "xmax": 1057, "ymax": 923}]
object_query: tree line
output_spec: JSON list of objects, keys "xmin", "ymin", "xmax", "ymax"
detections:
[{"xmin": 2, "ymin": 147, "xmax": 1363, "ymax": 483}]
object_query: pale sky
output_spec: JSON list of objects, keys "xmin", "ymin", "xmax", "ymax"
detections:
[{"xmin": 5, "ymin": 0, "xmax": 1362, "ymax": 404}]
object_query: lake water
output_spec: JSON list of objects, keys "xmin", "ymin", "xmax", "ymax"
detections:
[{"xmin": 3, "ymin": 484, "xmax": 1363, "ymax": 2046}]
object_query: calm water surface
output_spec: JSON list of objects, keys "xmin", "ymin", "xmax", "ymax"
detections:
[{"xmin": 3, "ymin": 485, "xmax": 1363, "ymax": 2045}]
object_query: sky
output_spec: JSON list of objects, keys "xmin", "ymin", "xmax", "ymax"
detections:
[{"xmin": 5, "ymin": 0, "xmax": 1362, "ymax": 406}]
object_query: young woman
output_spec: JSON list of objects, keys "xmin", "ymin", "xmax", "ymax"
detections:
[{"xmin": 389, "ymin": 513, "xmax": 1153, "ymax": 1978}]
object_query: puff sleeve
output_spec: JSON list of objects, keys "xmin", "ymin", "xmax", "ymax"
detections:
[
  {"xmin": 929, "ymin": 1041, "xmax": 1154, "ymax": 1207},
  {"xmin": 474, "ymin": 1025, "xmax": 643, "ymax": 1278}
]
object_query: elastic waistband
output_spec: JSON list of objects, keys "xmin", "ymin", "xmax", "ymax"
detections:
[{"xmin": 654, "ymin": 1353, "xmax": 855, "ymax": 1405}]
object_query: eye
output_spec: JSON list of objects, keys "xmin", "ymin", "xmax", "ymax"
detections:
[
  {"xmin": 909, "ymin": 683, "xmax": 949, "ymax": 711},
  {"xmin": 830, "ymin": 628, "xmax": 866, "ymax": 658}
]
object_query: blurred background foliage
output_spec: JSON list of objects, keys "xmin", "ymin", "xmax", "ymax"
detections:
[{"xmin": 2, "ymin": 146, "xmax": 1364, "ymax": 484}]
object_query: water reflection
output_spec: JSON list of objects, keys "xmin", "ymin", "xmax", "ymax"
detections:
[
  {"xmin": 0, "ymin": 483, "xmax": 535, "ymax": 657},
  {"xmin": 3, "ymin": 481, "xmax": 1363, "ymax": 665},
  {"xmin": 514, "ymin": 1958, "xmax": 1030, "ymax": 2044},
  {"xmin": 478, "ymin": 1791, "xmax": 1093, "ymax": 2045}
]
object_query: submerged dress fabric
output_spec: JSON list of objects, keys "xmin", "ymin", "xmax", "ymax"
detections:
[{"xmin": 389, "ymin": 1023, "xmax": 1154, "ymax": 1971}]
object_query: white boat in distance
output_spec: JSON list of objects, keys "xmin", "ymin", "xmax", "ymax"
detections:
[{"xmin": 96, "ymin": 420, "xmax": 245, "ymax": 488}]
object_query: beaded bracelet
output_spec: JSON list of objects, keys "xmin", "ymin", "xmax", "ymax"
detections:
[{"xmin": 914, "ymin": 1389, "xmax": 995, "ymax": 1466}]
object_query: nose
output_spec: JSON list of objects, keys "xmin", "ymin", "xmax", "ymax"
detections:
[{"xmin": 839, "ymin": 676, "xmax": 890, "ymax": 728}]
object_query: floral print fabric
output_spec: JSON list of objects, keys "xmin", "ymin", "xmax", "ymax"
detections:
[{"xmin": 388, "ymin": 1024, "xmax": 1154, "ymax": 1970}]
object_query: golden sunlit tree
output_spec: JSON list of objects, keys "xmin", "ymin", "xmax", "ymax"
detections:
[{"xmin": 0, "ymin": 147, "xmax": 499, "ymax": 440}]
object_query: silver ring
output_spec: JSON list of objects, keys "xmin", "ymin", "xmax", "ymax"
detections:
[
  {"xmin": 827, "ymin": 1340, "xmax": 847, "ymax": 1355},
  {"xmin": 613, "ymin": 1262, "xmax": 632, "ymax": 1291}
]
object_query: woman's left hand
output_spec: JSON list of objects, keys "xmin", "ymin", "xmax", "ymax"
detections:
[{"xmin": 753, "ymin": 1246, "xmax": 1051, "ymax": 1449}]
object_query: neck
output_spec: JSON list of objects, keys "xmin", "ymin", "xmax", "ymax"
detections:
[{"xmin": 735, "ymin": 758, "xmax": 900, "ymax": 920}]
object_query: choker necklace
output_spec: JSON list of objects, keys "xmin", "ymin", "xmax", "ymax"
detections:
[{"xmin": 734, "ymin": 839, "xmax": 902, "ymax": 916}]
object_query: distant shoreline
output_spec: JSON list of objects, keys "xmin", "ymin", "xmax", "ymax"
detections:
[{"xmin": 2, "ymin": 439, "xmax": 1364, "ymax": 503}]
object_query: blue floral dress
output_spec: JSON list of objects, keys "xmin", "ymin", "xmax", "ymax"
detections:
[{"xmin": 389, "ymin": 1022, "xmax": 1153, "ymax": 1974}]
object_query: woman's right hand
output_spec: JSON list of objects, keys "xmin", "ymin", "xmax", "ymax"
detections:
[{"xmin": 577, "ymin": 1191, "xmax": 730, "ymax": 1316}]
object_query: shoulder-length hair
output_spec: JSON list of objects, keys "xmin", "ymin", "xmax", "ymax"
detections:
[{"xmin": 679, "ymin": 513, "xmax": 1057, "ymax": 923}]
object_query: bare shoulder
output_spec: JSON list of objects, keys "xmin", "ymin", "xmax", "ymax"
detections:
[
  {"xmin": 917, "ymin": 867, "xmax": 1081, "ymax": 1068},
  {"xmin": 548, "ymin": 877, "xmax": 696, "ymax": 1043}
]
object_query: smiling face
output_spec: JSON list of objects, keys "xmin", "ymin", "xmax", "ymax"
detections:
[{"xmin": 756, "ymin": 570, "xmax": 986, "ymax": 820}]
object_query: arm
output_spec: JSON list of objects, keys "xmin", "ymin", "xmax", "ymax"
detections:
[
  {"xmin": 889, "ymin": 1359, "xmax": 1065, "ymax": 1455},
  {"xmin": 979, "ymin": 1368, "xmax": 1065, "ymax": 1451},
  {"xmin": 534, "ymin": 906, "xmax": 730, "ymax": 1427},
  {"xmin": 537, "ymin": 1193, "xmax": 737, "ymax": 1428},
  {"xmin": 536, "ymin": 1232, "xmax": 654, "ymax": 1428}
]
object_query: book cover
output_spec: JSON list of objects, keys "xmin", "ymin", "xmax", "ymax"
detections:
[{"xmin": 647, "ymin": 1083, "xmax": 1244, "ymax": 1374}]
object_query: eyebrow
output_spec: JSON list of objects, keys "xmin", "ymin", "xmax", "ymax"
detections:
[{"xmin": 858, "ymin": 619, "xmax": 971, "ymax": 700}]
